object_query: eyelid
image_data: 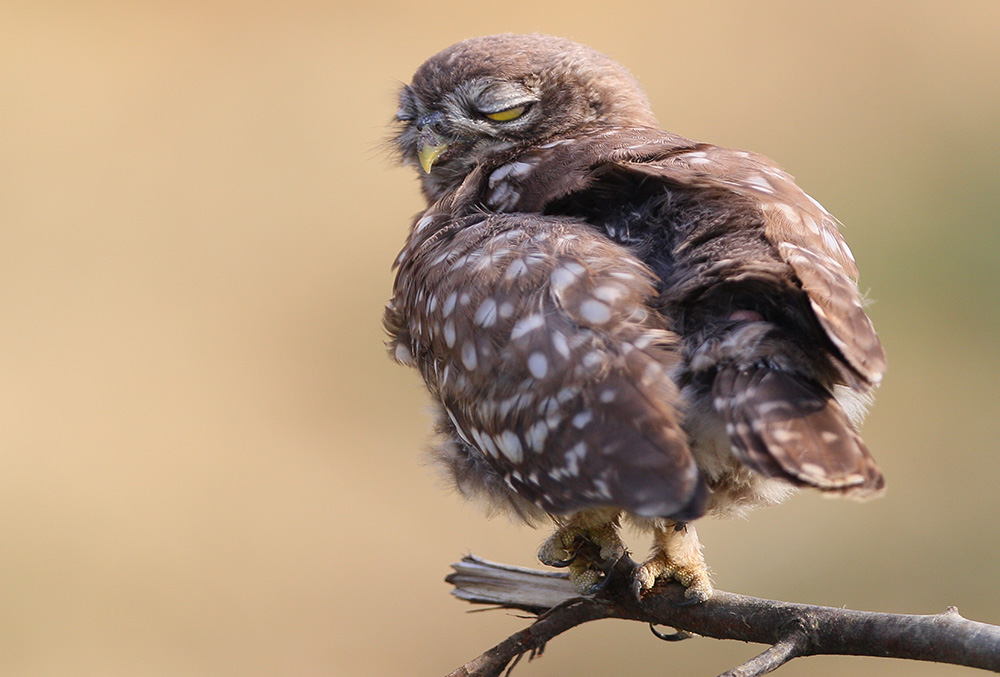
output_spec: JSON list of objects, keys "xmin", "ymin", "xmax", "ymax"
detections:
[{"xmin": 484, "ymin": 104, "xmax": 527, "ymax": 122}]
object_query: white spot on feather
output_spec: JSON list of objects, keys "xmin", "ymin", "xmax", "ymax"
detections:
[
  {"xmin": 393, "ymin": 343, "xmax": 414, "ymax": 366},
  {"xmin": 802, "ymin": 215, "xmax": 821, "ymax": 234},
  {"xmin": 528, "ymin": 352, "xmax": 549, "ymax": 379},
  {"xmin": 820, "ymin": 228, "xmax": 842, "ymax": 255},
  {"xmin": 414, "ymin": 215, "xmax": 435, "ymax": 232},
  {"xmin": 507, "ymin": 160, "xmax": 536, "ymax": 178},
  {"xmin": 841, "ymin": 240, "xmax": 856, "ymax": 262},
  {"xmin": 511, "ymin": 314, "xmax": 545, "ymax": 340},
  {"xmin": 771, "ymin": 428, "xmax": 798, "ymax": 444},
  {"xmin": 609, "ymin": 271, "xmax": 639, "ymax": 283},
  {"xmin": 480, "ymin": 433, "xmax": 499, "ymax": 457},
  {"xmin": 489, "ymin": 182, "xmax": 519, "ymax": 209},
  {"xmin": 526, "ymin": 421, "xmax": 549, "ymax": 450},
  {"xmin": 800, "ymin": 462, "xmax": 827, "ymax": 477},
  {"xmin": 469, "ymin": 427, "xmax": 486, "ymax": 451},
  {"xmin": 564, "ymin": 442, "xmax": 587, "ymax": 476},
  {"xmin": 489, "ymin": 161, "xmax": 536, "ymax": 188},
  {"xmin": 632, "ymin": 334, "xmax": 654, "ymax": 349},
  {"xmin": 461, "ymin": 341, "xmax": 478, "ymax": 371},
  {"xmin": 505, "ymin": 258, "xmax": 529, "ymax": 279},
  {"xmin": 550, "ymin": 263, "xmax": 584, "ymax": 292},
  {"xmin": 488, "ymin": 164, "xmax": 515, "ymax": 186},
  {"xmin": 591, "ymin": 285, "xmax": 624, "ymax": 304},
  {"xmin": 557, "ymin": 387, "xmax": 578, "ymax": 403},
  {"xmin": 442, "ymin": 292, "xmax": 458, "ymax": 317},
  {"xmin": 497, "ymin": 430, "xmax": 524, "ymax": 464},
  {"xmin": 591, "ymin": 479, "xmax": 611, "ymax": 499},
  {"xmin": 772, "ymin": 202, "xmax": 800, "ymax": 223},
  {"xmin": 538, "ymin": 138, "xmax": 573, "ymax": 149},
  {"xmin": 744, "ymin": 174, "xmax": 774, "ymax": 194},
  {"xmin": 474, "ymin": 298, "xmax": 498, "ymax": 327},
  {"xmin": 578, "ymin": 299, "xmax": 611, "ymax": 324},
  {"xmin": 551, "ymin": 331, "xmax": 570, "ymax": 359}
]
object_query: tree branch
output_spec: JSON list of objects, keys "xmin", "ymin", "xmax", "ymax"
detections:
[{"xmin": 445, "ymin": 554, "xmax": 1000, "ymax": 676}]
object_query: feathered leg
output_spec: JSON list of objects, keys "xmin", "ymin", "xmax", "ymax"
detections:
[
  {"xmin": 634, "ymin": 520, "xmax": 713, "ymax": 603},
  {"xmin": 538, "ymin": 508, "xmax": 626, "ymax": 594}
]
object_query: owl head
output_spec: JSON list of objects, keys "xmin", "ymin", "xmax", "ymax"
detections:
[{"xmin": 393, "ymin": 34, "xmax": 658, "ymax": 201}]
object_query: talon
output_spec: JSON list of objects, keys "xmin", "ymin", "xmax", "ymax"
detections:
[
  {"xmin": 632, "ymin": 563, "xmax": 656, "ymax": 600},
  {"xmin": 581, "ymin": 573, "xmax": 610, "ymax": 595},
  {"xmin": 538, "ymin": 513, "xmax": 626, "ymax": 574},
  {"xmin": 649, "ymin": 624, "xmax": 693, "ymax": 642},
  {"xmin": 538, "ymin": 529, "xmax": 583, "ymax": 568},
  {"xmin": 632, "ymin": 577, "xmax": 645, "ymax": 602},
  {"xmin": 580, "ymin": 566, "xmax": 614, "ymax": 595},
  {"xmin": 545, "ymin": 551, "xmax": 579, "ymax": 568}
]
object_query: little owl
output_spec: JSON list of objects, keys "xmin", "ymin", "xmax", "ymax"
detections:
[{"xmin": 384, "ymin": 34, "xmax": 885, "ymax": 601}]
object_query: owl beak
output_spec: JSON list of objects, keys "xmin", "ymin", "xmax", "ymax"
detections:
[{"xmin": 417, "ymin": 130, "xmax": 449, "ymax": 173}]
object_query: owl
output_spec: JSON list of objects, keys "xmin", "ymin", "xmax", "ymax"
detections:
[{"xmin": 384, "ymin": 34, "xmax": 885, "ymax": 602}]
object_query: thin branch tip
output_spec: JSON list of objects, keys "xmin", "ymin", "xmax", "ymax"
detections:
[{"xmin": 718, "ymin": 630, "xmax": 808, "ymax": 677}]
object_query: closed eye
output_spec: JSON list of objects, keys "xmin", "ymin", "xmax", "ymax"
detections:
[{"xmin": 484, "ymin": 105, "xmax": 527, "ymax": 122}]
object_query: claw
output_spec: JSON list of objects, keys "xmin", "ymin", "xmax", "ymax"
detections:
[
  {"xmin": 539, "ymin": 511, "xmax": 627, "ymax": 594},
  {"xmin": 631, "ymin": 576, "xmax": 645, "ymax": 602},
  {"xmin": 544, "ymin": 546, "xmax": 580, "ymax": 568},
  {"xmin": 538, "ymin": 533, "xmax": 582, "ymax": 568},
  {"xmin": 649, "ymin": 624, "xmax": 694, "ymax": 642}
]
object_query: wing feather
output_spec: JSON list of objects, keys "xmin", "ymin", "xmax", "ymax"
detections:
[
  {"xmin": 396, "ymin": 207, "xmax": 707, "ymax": 519},
  {"xmin": 606, "ymin": 139, "xmax": 886, "ymax": 389}
]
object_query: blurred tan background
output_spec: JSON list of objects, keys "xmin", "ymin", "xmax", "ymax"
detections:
[{"xmin": 2, "ymin": 1, "xmax": 999, "ymax": 675}]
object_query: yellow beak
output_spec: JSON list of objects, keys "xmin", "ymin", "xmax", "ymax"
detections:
[{"xmin": 417, "ymin": 140, "xmax": 449, "ymax": 174}]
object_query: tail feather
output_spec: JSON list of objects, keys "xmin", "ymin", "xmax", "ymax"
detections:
[{"xmin": 713, "ymin": 364, "xmax": 884, "ymax": 498}]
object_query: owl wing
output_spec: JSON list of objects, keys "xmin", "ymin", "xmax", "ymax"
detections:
[
  {"xmin": 393, "ymin": 209, "xmax": 707, "ymax": 520},
  {"xmin": 604, "ymin": 141, "xmax": 886, "ymax": 391},
  {"xmin": 578, "ymin": 138, "xmax": 885, "ymax": 496}
]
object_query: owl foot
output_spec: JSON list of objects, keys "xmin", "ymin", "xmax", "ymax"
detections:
[
  {"xmin": 633, "ymin": 521, "xmax": 713, "ymax": 604},
  {"xmin": 538, "ymin": 513, "xmax": 626, "ymax": 595}
]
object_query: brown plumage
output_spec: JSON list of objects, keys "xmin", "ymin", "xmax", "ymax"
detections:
[{"xmin": 384, "ymin": 34, "xmax": 885, "ymax": 600}]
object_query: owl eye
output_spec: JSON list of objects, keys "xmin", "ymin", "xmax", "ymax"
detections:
[{"xmin": 484, "ymin": 105, "xmax": 526, "ymax": 122}]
